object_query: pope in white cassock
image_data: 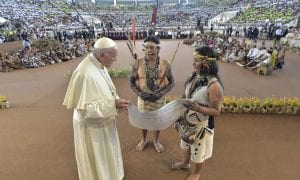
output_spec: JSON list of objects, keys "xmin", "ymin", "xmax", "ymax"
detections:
[{"xmin": 63, "ymin": 37, "xmax": 130, "ymax": 180}]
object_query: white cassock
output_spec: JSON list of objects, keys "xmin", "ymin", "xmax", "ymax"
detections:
[{"xmin": 63, "ymin": 54, "xmax": 124, "ymax": 180}]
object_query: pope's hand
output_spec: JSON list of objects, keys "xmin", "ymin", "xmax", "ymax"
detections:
[{"xmin": 115, "ymin": 98, "xmax": 130, "ymax": 112}]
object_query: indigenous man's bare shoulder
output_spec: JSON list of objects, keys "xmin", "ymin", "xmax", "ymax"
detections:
[{"xmin": 160, "ymin": 58, "xmax": 170, "ymax": 66}]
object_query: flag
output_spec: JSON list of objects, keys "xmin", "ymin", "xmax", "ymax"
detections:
[
  {"xmin": 150, "ymin": 2, "xmax": 158, "ymax": 26},
  {"xmin": 132, "ymin": 16, "xmax": 136, "ymax": 48}
]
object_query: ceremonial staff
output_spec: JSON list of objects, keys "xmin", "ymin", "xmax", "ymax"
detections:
[
  {"xmin": 158, "ymin": 42, "xmax": 180, "ymax": 87},
  {"xmin": 126, "ymin": 16, "xmax": 137, "ymax": 60},
  {"xmin": 126, "ymin": 33, "xmax": 137, "ymax": 60}
]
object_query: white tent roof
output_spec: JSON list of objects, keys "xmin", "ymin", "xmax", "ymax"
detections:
[
  {"xmin": 81, "ymin": 15, "xmax": 102, "ymax": 24},
  {"xmin": 0, "ymin": 17, "xmax": 8, "ymax": 24}
]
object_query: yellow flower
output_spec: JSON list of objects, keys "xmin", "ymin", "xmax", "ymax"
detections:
[
  {"xmin": 0, "ymin": 95, "xmax": 7, "ymax": 102},
  {"xmin": 224, "ymin": 96, "xmax": 237, "ymax": 106},
  {"xmin": 164, "ymin": 95, "xmax": 178, "ymax": 103}
]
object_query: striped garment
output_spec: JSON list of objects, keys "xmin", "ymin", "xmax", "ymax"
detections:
[{"xmin": 137, "ymin": 96, "xmax": 165, "ymax": 112}]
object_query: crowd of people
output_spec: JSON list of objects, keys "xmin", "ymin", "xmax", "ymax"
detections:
[
  {"xmin": 1, "ymin": 0, "xmax": 298, "ymax": 43},
  {"xmin": 1, "ymin": 0, "xmax": 298, "ymax": 75},
  {"xmin": 0, "ymin": 38, "xmax": 91, "ymax": 72},
  {"xmin": 183, "ymin": 31, "xmax": 287, "ymax": 76}
]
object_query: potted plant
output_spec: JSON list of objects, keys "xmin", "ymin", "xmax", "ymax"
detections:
[
  {"xmin": 261, "ymin": 97, "xmax": 274, "ymax": 113},
  {"xmin": 0, "ymin": 95, "xmax": 9, "ymax": 108}
]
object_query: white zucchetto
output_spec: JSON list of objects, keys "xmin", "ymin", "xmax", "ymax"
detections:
[{"xmin": 94, "ymin": 37, "xmax": 116, "ymax": 49}]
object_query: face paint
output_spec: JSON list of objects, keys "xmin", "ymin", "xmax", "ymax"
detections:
[
  {"xmin": 143, "ymin": 42, "xmax": 160, "ymax": 58},
  {"xmin": 143, "ymin": 42, "xmax": 160, "ymax": 48},
  {"xmin": 193, "ymin": 51, "xmax": 216, "ymax": 74}
]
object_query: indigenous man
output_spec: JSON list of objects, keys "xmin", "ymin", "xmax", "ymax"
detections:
[
  {"xmin": 63, "ymin": 37, "xmax": 130, "ymax": 180},
  {"xmin": 129, "ymin": 36, "xmax": 175, "ymax": 152}
]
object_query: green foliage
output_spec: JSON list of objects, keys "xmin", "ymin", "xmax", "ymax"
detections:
[
  {"xmin": 231, "ymin": 7, "xmax": 295, "ymax": 23},
  {"xmin": 193, "ymin": 0, "xmax": 238, "ymax": 7},
  {"xmin": 108, "ymin": 68, "xmax": 131, "ymax": 78},
  {"xmin": 98, "ymin": 4, "xmax": 152, "ymax": 12},
  {"xmin": 31, "ymin": 39, "xmax": 62, "ymax": 50},
  {"xmin": 166, "ymin": 95, "xmax": 300, "ymax": 114},
  {"xmin": 0, "ymin": 95, "xmax": 7, "ymax": 102},
  {"xmin": 56, "ymin": 2, "xmax": 72, "ymax": 14},
  {"xmin": 0, "ymin": 28, "xmax": 18, "ymax": 40}
]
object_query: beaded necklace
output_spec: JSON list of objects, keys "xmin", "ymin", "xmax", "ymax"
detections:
[
  {"xmin": 144, "ymin": 56, "xmax": 160, "ymax": 92},
  {"xmin": 187, "ymin": 73, "xmax": 210, "ymax": 99}
]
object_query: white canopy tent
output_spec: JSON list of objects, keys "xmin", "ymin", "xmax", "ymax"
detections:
[{"xmin": 0, "ymin": 17, "xmax": 8, "ymax": 24}]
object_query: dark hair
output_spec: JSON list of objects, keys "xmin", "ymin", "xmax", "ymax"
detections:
[
  {"xmin": 194, "ymin": 46, "xmax": 218, "ymax": 75},
  {"xmin": 144, "ymin": 36, "xmax": 160, "ymax": 44},
  {"xmin": 195, "ymin": 46, "xmax": 217, "ymax": 58},
  {"xmin": 186, "ymin": 46, "xmax": 224, "ymax": 89}
]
